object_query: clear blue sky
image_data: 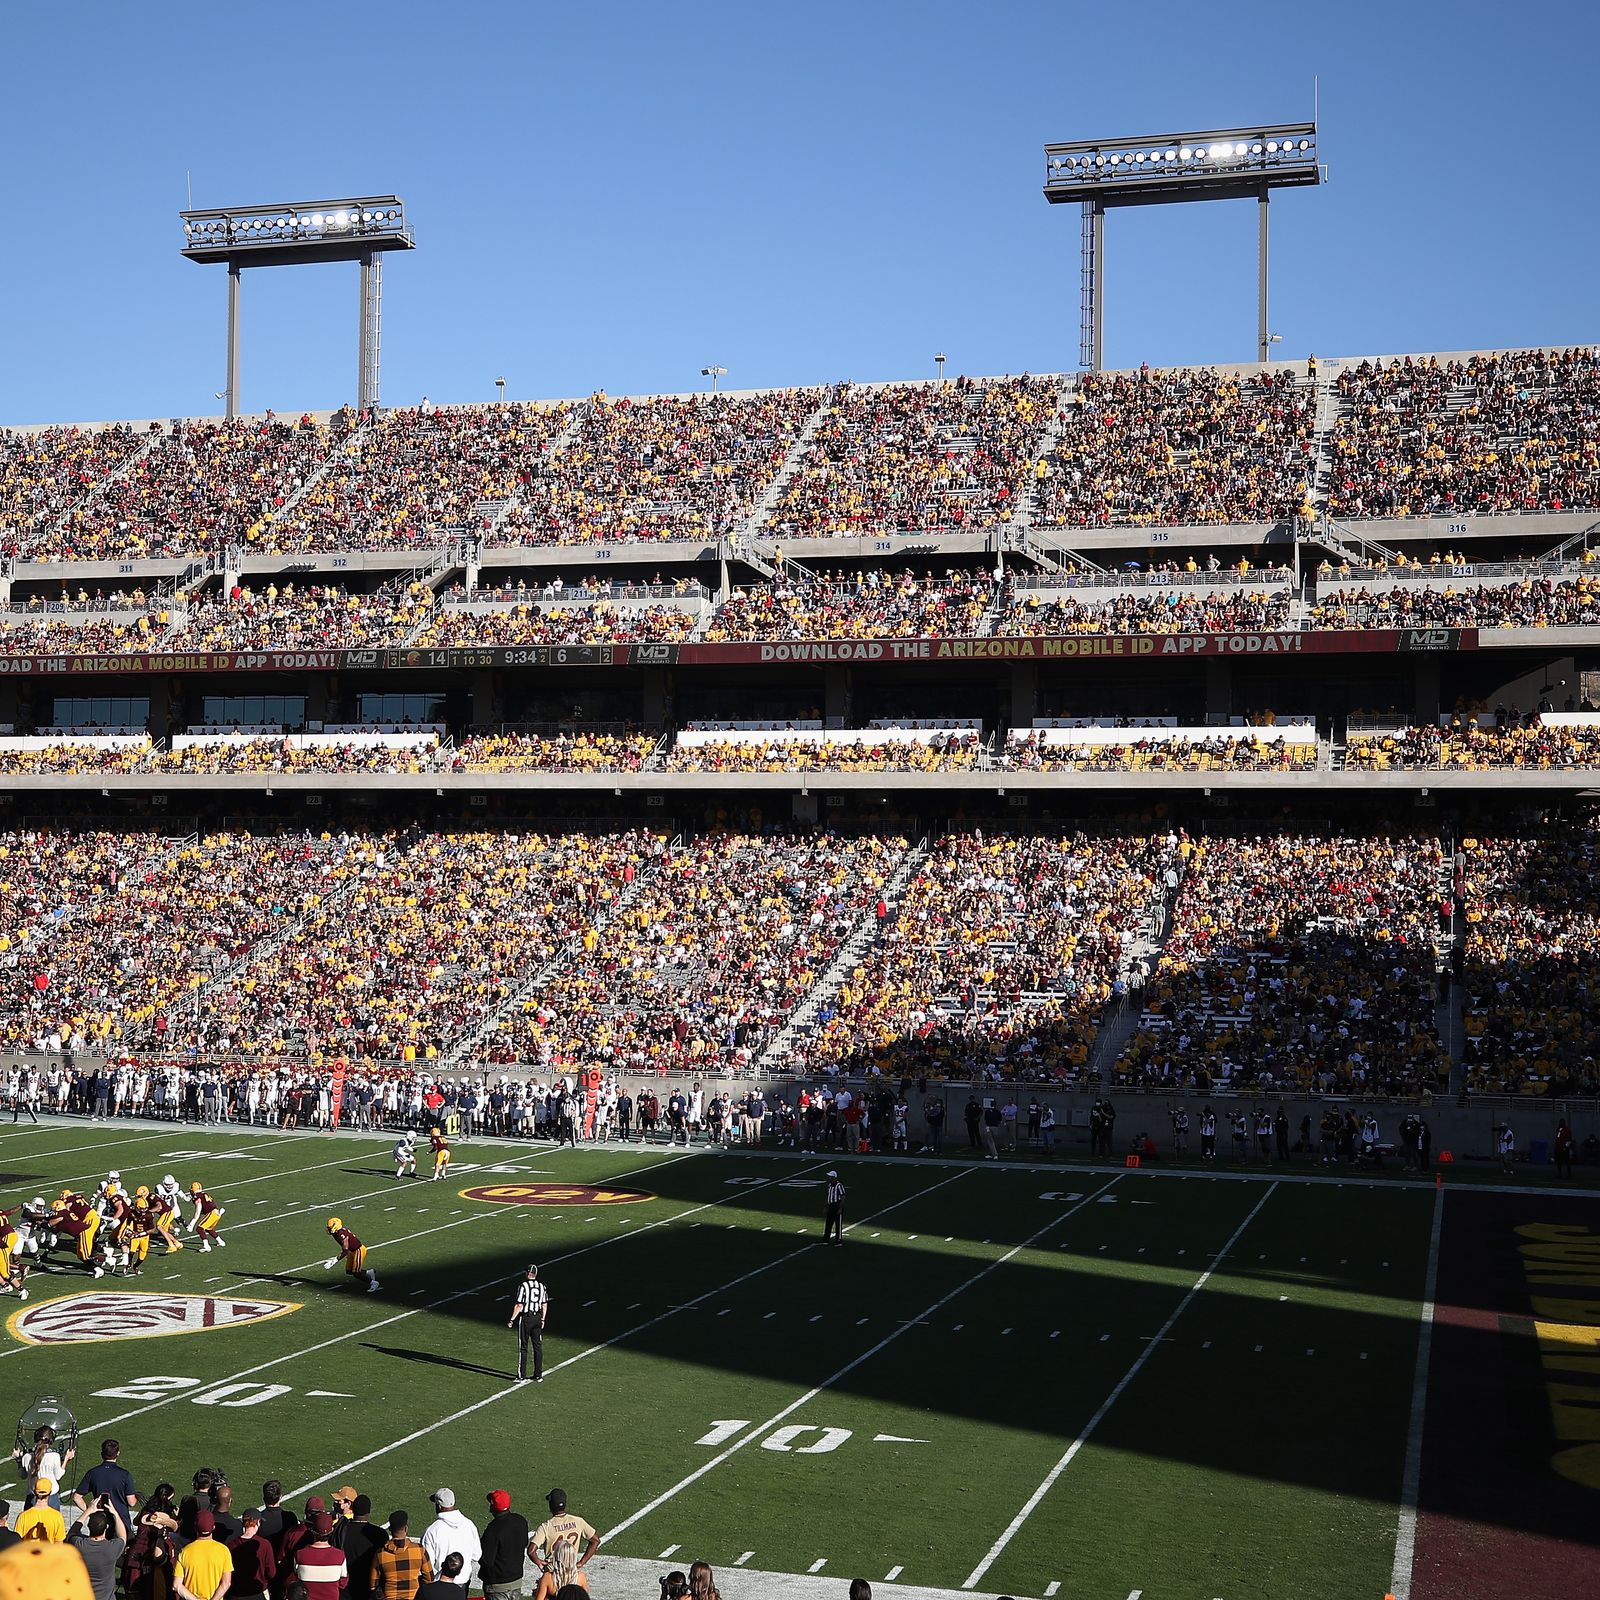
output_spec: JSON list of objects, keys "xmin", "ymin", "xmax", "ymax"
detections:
[{"xmin": 2, "ymin": 1, "xmax": 1596, "ymax": 424}]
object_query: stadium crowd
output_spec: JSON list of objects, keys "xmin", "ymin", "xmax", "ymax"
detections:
[
  {"xmin": 998, "ymin": 587, "xmax": 1293, "ymax": 635},
  {"xmin": 664, "ymin": 734, "xmax": 983, "ymax": 773},
  {"xmin": 1344, "ymin": 720, "xmax": 1600, "ymax": 769},
  {"xmin": 479, "ymin": 832, "xmax": 905, "ymax": 1073},
  {"xmin": 1002, "ymin": 733, "xmax": 1317, "ymax": 772},
  {"xmin": 763, "ymin": 377, "xmax": 1055, "ymax": 536},
  {"xmin": 800, "ymin": 832, "xmax": 1173, "ymax": 1083},
  {"xmin": 168, "ymin": 583, "xmax": 432, "ymax": 652},
  {"xmin": 494, "ymin": 389, "xmax": 819, "ymax": 545},
  {"xmin": 1117, "ymin": 833, "xmax": 1451, "ymax": 1096},
  {"xmin": 0, "ymin": 613, "xmax": 168, "ymax": 657},
  {"xmin": 1326, "ymin": 346, "xmax": 1600, "ymax": 519},
  {"xmin": 1461, "ymin": 827, "xmax": 1600, "ymax": 1096},
  {"xmin": 1311, "ymin": 576, "xmax": 1600, "ymax": 630},
  {"xmin": 412, "ymin": 601, "xmax": 695, "ymax": 648},
  {"xmin": 266, "ymin": 404, "xmax": 571, "ymax": 555},
  {"xmin": 448, "ymin": 731, "xmax": 659, "ymax": 773},
  {"xmin": 703, "ymin": 569, "xmax": 997, "ymax": 641},
  {"xmin": 0, "ymin": 424, "xmax": 147, "ymax": 551},
  {"xmin": 1037, "ymin": 366, "xmax": 1315, "ymax": 527}
]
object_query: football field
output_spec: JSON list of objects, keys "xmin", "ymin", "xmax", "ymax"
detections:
[{"xmin": 1, "ymin": 1119, "xmax": 1594, "ymax": 1600}]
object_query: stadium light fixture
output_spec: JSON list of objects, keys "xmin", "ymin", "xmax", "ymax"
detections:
[
  {"xmin": 496, "ymin": 376, "xmax": 507, "ymax": 405},
  {"xmin": 1042, "ymin": 123, "xmax": 1321, "ymax": 369},
  {"xmin": 179, "ymin": 195, "xmax": 415, "ymax": 418},
  {"xmin": 935, "ymin": 351, "xmax": 947, "ymax": 381},
  {"xmin": 701, "ymin": 365, "xmax": 727, "ymax": 393}
]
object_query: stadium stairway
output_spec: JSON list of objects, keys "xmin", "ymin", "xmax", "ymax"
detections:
[
  {"xmin": 482, "ymin": 399, "xmax": 593, "ymax": 544},
  {"xmin": 435, "ymin": 831, "xmax": 678, "ymax": 1067},
  {"xmin": 746, "ymin": 383, "xmax": 840, "ymax": 540},
  {"xmin": 22, "ymin": 427, "xmax": 163, "ymax": 561},
  {"xmin": 124, "ymin": 830, "xmax": 409, "ymax": 1048},
  {"xmin": 754, "ymin": 834, "xmax": 929, "ymax": 1075}
]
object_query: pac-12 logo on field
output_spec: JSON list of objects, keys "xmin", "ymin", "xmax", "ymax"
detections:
[
  {"xmin": 460, "ymin": 1182, "xmax": 654, "ymax": 1207},
  {"xmin": 6, "ymin": 1292, "xmax": 300, "ymax": 1347}
]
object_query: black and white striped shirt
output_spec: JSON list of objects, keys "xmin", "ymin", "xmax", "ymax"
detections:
[
  {"xmin": 825, "ymin": 1180, "xmax": 846, "ymax": 1209},
  {"xmin": 513, "ymin": 1279, "xmax": 549, "ymax": 1318}
]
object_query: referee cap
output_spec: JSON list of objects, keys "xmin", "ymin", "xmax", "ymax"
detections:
[
  {"xmin": 827, "ymin": 1170, "xmax": 838, "ymax": 1178},
  {"xmin": 525, "ymin": 1262, "xmax": 539, "ymax": 1276}
]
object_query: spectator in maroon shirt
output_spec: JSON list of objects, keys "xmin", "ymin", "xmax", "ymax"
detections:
[
  {"xmin": 278, "ymin": 1499, "xmax": 326, "ymax": 1594},
  {"xmin": 293, "ymin": 1513, "xmax": 347, "ymax": 1600},
  {"xmin": 229, "ymin": 1511, "xmax": 278, "ymax": 1600}
]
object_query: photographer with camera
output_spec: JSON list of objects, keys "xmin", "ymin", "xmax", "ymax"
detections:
[{"xmin": 67, "ymin": 1502, "xmax": 127, "ymax": 1600}]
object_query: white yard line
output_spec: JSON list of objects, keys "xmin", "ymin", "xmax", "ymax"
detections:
[
  {"xmin": 1389, "ymin": 1182, "xmax": 1445, "ymax": 1600},
  {"xmin": 961, "ymin": 1182, "xmax": 1279, "ymax": 1590},
  {"xmin": 602, "ymin": 1175, "xmax": 1123, "ymax": 1545},
  {"xmin": 285, "ymin": 1165, "xmax": 975, "ymax": 1499}
]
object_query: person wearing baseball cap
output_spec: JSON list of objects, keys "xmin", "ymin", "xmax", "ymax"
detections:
[
  {"xmin": 477, "ymin": 1491, "xmax": 528, "ymax": 1600},
  {"xmin": 173, "ymin": 1511, "xmax": 231, "ymax": 1600},
  {"xmin": 13, "ymin": 1482, "xmax": 63, "ymax": 1543},
  {"xmin": 421, "ymin": 1490, "xmax": 480, "ymax": 1592},
  {"xmin": 526, "ymin": 1489, "xmax": 599, "ymax": 1577}
]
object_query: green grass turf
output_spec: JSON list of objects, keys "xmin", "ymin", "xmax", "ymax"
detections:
[{"xmin": 0, "ymin": 1122, "xmax": 1444, "ymax": 1598}]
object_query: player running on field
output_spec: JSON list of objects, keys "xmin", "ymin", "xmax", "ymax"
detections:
[
  {"xmin": 152, "ymin": 1175, "xmax": 185, "ymax": 1253},
  {"xmin": 0, "ymin": 1207, "xmax": 29, "ymax": 1300},
  {"xmin": 323, "ymin": 1217, "xmax": 381, "ymax": 1294},
  {"xmin": 123, "ymin": 1188, "xmax": 156, "ymax": 1276},
  {"xmin": 101, "ymin": 1183, "xmax": 132, "ymax": 1272},
  {"xmin": 393, "ymin": 1134, "xmax": 418, "ymax": 1180},
  {"xmin": 188, "ymin": 1182, "xmax": 226, "ymax": 1252},
  {"xmin": 429, "ymin": 1127, "xmax": 451, "ymax": 1182}
]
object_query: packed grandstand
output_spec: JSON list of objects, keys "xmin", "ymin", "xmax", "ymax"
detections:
[{"xmin": 0, "ymin": 345, "xmax": 1596, "ymax": 1115}]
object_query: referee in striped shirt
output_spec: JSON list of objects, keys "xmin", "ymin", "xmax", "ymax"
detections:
[
  {"xmin": 823, "ymin": 1171, "xmax": 845, "ymax": 1246},
  {"xmin": 508, "ymin": 1263, "xmax": 549, "ymax": 1382}
]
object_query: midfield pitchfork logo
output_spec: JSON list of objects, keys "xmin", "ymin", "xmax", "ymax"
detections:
[{"xmin": 6, "ymin": 1292, "xmax": 300, "ymax": 1346}]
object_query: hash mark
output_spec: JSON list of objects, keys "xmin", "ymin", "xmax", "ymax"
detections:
[
  {"xmin": 886, "ymin": 1567, "xmax": 903, "ymax": 1582},
  {"xmin": 658, "ymin": 1545, "xmax": 679, "ymax": 1559},
  {"xmin": 808, "ymin": 1559, "xmax": 827, "ymax": 1574},
  {"xmin": 734, "ymin": 1553, "xmax": 753, "ymax": 1567}
]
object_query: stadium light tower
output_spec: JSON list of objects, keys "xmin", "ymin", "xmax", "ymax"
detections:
[
  {"xmin": 180, "ymin": 197, "xmax": 415, "ymax": 418},
  {"xmin": 1042, "ymin": 126, "xmax": 1320, "ymax": 370}
]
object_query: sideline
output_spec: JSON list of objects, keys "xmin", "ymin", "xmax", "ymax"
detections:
[
  {"xmin": 587, "ymin": 1554, "xmax": 1019, "ymax": 1600},
  {"xmin": 962, "ymin": 1181, "xmax": 1279, "ymax": 1589},
  {"xmin": 1389, "ymin": 1181, "xmax": 1446, "ymax": 1600}
]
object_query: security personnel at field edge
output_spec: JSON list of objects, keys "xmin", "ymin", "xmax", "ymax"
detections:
[
  {"xmin": 823, "ymin": 1171, "xmax": 846, "ymax": 1246},
  {"xmin": 1199, "ymin": 1107, "xmax": 1217, "ymax": 1163},
  {"xmin": 508, "ymin": 1263, "xmax": 549, "ymax": 1383}
]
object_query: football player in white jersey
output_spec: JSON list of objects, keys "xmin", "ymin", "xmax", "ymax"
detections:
[{"xmin": 393, "ymin": 1134, "xmax": 418, "ymax": 1180}]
